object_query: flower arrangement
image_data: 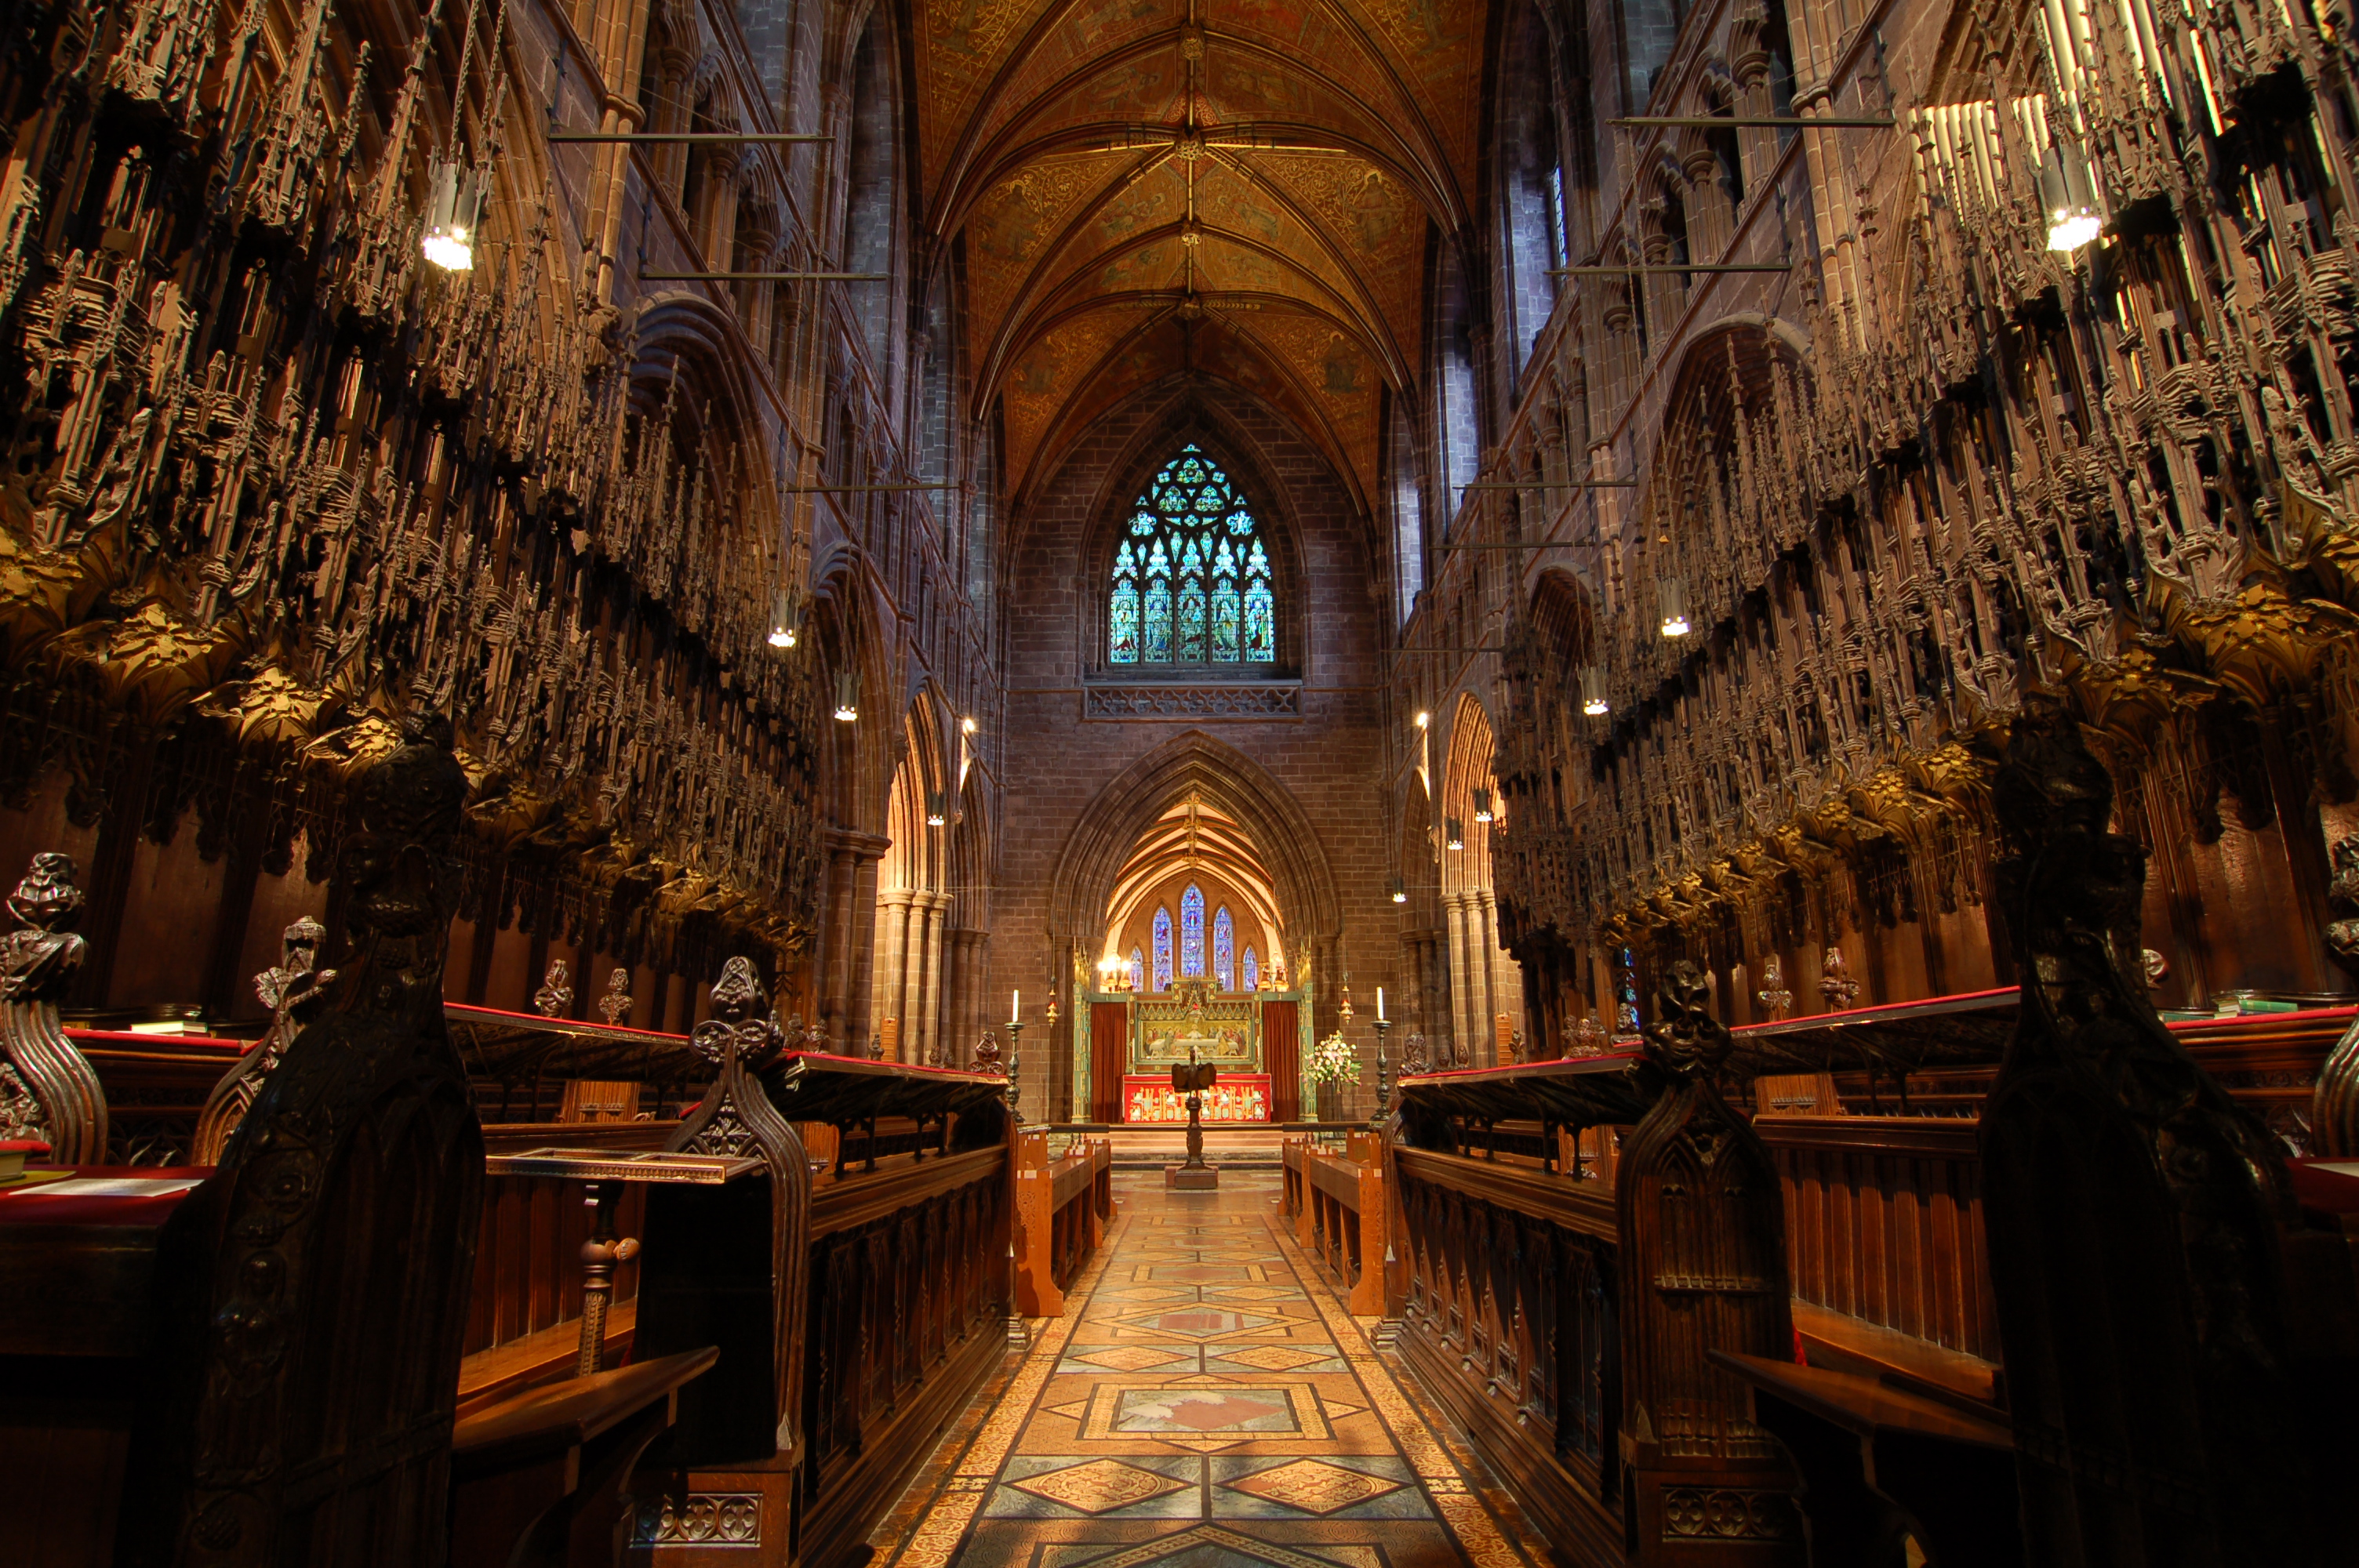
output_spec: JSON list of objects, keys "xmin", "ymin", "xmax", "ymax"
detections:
[{"xmin": 1305, "ymin": 1029, "xmax": 1361, "ymax": 1087}]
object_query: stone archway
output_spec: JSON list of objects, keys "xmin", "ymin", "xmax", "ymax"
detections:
[{"xmin": 1043, "ymin": 731, "xmax": 1344, "ymax": 1118}]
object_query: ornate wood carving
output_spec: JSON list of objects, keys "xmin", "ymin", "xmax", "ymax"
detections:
[
  {"xmin": 2312, "ymin": 834, "xmax": 2359, "ymax": 1154},
  {"xmin": 1616, "ymin": 959, "xmax": 1800, "ymax": 1561},
  {"xmin": 653, "ymin": 955, "xmax": 812, "ymax": 1465},
  {"xmin": 191, "ymin": 916, "xmax": 334, "ymax": 1166},
  {"xmin": 122, "ymin": 715, "xmax": 485, "ymax": 1567},
  {"xmin": 1979, "ymin": 710, "xmax": 2323, "ymax": 1566},
  {"xmin": 0, "ymin": 852, "xmax": 102, "ymax": 1161}
]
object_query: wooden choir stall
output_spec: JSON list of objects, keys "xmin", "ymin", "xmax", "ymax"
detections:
[
  {"xmin": 1286, "ymin": 715, "xmax": 2359, "ymax": 1568},
  {"xmin": 0, "ymin": 723, "xmax": 1102, "ymax": 1568}
]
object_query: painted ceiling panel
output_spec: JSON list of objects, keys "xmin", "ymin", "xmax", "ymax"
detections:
[{"xmin": 921, "ymin": 0, "xmax": 1481, "ymax": 493}]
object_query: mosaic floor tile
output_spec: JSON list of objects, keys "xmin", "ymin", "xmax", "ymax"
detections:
[
  {"xmin": 1067, "ymin": 1345, "xmax": 1199, "ymax": 1372},
  {"xmin": 990, "ymin": 1456, "xmax": 1201, "ymax": 1518},
  {"xmin": 1211, "ymin": 1345, "xmax": 1332, "ymax": 1372},
  {"xmin": 875, "ymin": 1171, "xmax": 1548, "ymax": 1568},
  {"xmin": 1214, "ymin": 1457, "xmax": 1420, "ymax": 1518}
]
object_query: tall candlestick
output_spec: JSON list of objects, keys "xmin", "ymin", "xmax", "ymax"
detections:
[
  {"xmin": 1011, "ymin": 989, "xmax": 1019, "ymax": 1022},
  {"xmin": 1377, "ymin": 987, "xmax": 1384, "ymax": 1022}
]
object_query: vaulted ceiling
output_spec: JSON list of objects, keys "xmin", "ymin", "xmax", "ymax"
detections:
[{"xmin": 914, "ymin": 0, "xmax": 1489, "ymax": 506}]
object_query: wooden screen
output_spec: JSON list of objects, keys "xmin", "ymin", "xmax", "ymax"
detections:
[
  {"xmin": 1262, "ymin": 999, "xmax": 1300, "ymax": 1121},
  {"xmin": 1090, "ymin": 1001, "xmax": 1128, "ymax": 1122}
]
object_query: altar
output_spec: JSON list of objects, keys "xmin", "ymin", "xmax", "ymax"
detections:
[
  {"xmin": 1081, "ymin": 976, "xmax": 1307, "ymax": 1124},
  {"xmin": 1122, "ymin": 1073, "xmax": 1271, "ymax": 1123}
]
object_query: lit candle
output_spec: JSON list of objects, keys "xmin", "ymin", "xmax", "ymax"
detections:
[
  {"xmin": 1377, "ymin": 988, "xmax": 1385, "ymax": 1022},
  {"xmin": 1011, "ymin": 989, "xmax": 1020, "ymax": 1022}
]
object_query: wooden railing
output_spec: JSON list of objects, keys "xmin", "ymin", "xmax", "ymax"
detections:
[
  {"xmin": 1394, "ymin": 1142, "xmax": 1625, "ymax": 1560},
  {"xmin": 1014, "ymin": 1130, "xmax": 1114, "ymax": 1314},
  {"xmin": 1282, "ymin": 1134, "xmax": 1388, "ymax": 1313}
]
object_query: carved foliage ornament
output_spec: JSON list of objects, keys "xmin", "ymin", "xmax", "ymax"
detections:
[{"xmin": 0, "ymin": 852, "xmax": 101, "ymax": 1163}]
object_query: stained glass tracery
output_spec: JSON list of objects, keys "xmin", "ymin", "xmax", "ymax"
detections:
[
  {"xmin": 1214, "ymin": 906, "xmax": 1234, "ymax": 991},
  {"xmin": 1180, "ymin": 884, "xmax": 1205, "ymax": 977},
  {"xmin": 1153, "ymin": 909, "xmax": 1173, "ymax": 991},
  {"xmin": 1107, "ymin": 445, "xmax": 1275, "ymax": 665},
  {"xmin": 1242, "ymin": 946, "xmax": 1259, "ymax": 992},
  {"xmin": 1129, "ymin": 946, "xmax": 1143, "ymax": 991}
]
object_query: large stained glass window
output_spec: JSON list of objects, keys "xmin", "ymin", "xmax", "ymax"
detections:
[
  {"xmin": 1129, "ymin": 946, "xmax": 1143, "ymax": 991},
  {"xmin": 1107, "ymin": 444, "xmax": 1275, "ymax": 665},
  {"xmin": 1213, "ymin": 907, "xmax": 1235, "ymax": 991},
  {"xmin": 1152, "ymin": 909, "xmax": 1173, "ymax": 991},
  {"xmin": 1180, "ymin": 884, "xmax": 1205, "ymax": 976},
  {"xmin": 1242, "ymin": 947, "xmax": 1259, "ymax": 992}
]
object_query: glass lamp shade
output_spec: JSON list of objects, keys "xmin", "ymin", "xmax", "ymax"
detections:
[
  {"xmin": 767, "ymin": 591, "xmax": 798, "ymax": 648},
  {"xmin": 1579, "ymin": 665, "xmax": 1610, "ymax": 716},
  {"xmin": 1445, "ymin": 818, "xmax": 1465, "ymax": 851},
  {"xmin": 1472, "ymin": 788, "xmax": 1493, "ymax": 823},
  {"xmin": 2041, "ymin": 142, "xmax": 2103, "ymax": 252},
  {"xmin": 1657, "ymin": 574, "xmax": 1691, "ymax": 639},
  {"xmin": 833, "ymin": 670, "xmax": 859, "ymax": 721},
  {"xmin": 423, "ymin": 161, "xmax": 486, "ymax": 271}
]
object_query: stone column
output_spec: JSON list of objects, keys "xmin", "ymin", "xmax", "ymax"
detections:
[
  {"xmin": 874, "ymin": 888, "xmax": 914, "ymax": 1061},
  {"xmin": 1444, "ymin": 894, "xmax": 1472, "ymax": 1066},
  {"xmin": 650, "ymin": 45, "xmax": 697, "ymax": 198},
  {"xmin": 845, "ymin": 849, "xmax": 884, "ymax": 1058},
  {"xmin": 915, "ymin": 891, "xmax": 947, "ymax": 1065},
  {"xmin": 819, "ymin": 841, "xmax": 856, "ymax": 1044}
]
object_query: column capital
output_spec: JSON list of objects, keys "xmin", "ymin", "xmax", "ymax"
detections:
[{"xmin": 827, "ymin": 827, "xmax": 893, "ymax": 857}]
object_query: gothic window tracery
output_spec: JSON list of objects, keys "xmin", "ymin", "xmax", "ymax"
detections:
[
  {"xmin": 1180, "ymin": 884, "xmax": 1205, "ymax": 976},
  {"xmin": 1129, "ymin": 946, "xmax": 1145, "ymax": 991},
  {"xmin": 1242, "ymin": 946, "xmax": 1259, "ymax": 992},
  {"xmin": 1153, "ymin": 909, "xmax": 1173, "ymax": 991},
  {"xmin": 1214, "ymin": 906, "xmax": 1234, "ymax": 990},
  {"xmin": 1108, "ymin": 445, "xmax": 1274, "ymax": 665}
]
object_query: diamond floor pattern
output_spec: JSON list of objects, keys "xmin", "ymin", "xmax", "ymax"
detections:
[{"xmin": 872, "ymin": 1170, "xmax": 1551, "ymax": 1567}]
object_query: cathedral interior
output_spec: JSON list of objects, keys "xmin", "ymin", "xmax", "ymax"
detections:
[{"xmin": 6, "ymin": 0, "xmax": 2359, "ymax": 1559}]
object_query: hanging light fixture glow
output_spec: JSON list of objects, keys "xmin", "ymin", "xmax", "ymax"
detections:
[
  {"xmin": 767, "ymin": 591, "xmax": 798, "ymax": 648},
  {"xmin": 1579, "ymin": 665, "xmax": 1610, "ymax": 716},
  {"xmin": 1390, "ymin": 877, "xmax": 1408, "ymax": 903},
  {"xmin": 1657, "ymin": 574, "xmax": 1691, "ymax": 639},
  {"xmin": 1414, "ymin": 710, "xmax": 1429, "ymax": 728},
  {"xmin": 1472, "ymin": 788, "xmax": 1493, "ymax": 824},
  {"xmin": 1445, "ymin": 818, "xmax": 1466, "ymax": 851},
  {"xmin": 833, "ymin": 670, "xmax": 859, "ymax": 722},
  {"xmin": 422, "ymin": 161, "xmax": 486, "ymax": 271},
  {"xmin": 2041, "ymin": 142, "xmax": 2103, "ymax": 252},
  {"xmin": 925, "ymin": 789, "xmax": 947, "ymax": 827}
]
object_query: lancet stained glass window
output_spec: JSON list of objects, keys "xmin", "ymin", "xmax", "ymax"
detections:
[
  {"xmin": 1242, "ymin": 946, "xmax": 1259, "ymax": 992},
  {"xmin": 1214, "ymin": 906, "xmax": 1234, "ymax": 991},
  {"xmin": 1108, "ymin": 445, "xmax": 1274, "ymax": 664},
  {"xmin": 1129, "ymin": 946, "xmax": 1144, "ymax": 991},
  {"xmin": 1180, "ymin": 884, "xmax": 1205, "ymax": 976},
  {"xmin": 1153, "ymin": 909, "xmax": 1173, "ymax": 991}
]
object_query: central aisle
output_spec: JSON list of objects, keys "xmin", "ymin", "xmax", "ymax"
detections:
[{"xmin": 875, "ymin": 1171, "xmax": 1548, "ymax": 1568}]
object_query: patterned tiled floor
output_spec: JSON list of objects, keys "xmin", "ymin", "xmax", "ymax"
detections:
[{"xmin": 874, "ymin": 1171, "xmax": 1548, "ymax": 1568}]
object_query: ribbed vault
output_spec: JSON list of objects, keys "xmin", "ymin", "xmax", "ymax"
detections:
[{"xmin": 918, "ymin": 0, "xmax": 1491, "ymax": 503}]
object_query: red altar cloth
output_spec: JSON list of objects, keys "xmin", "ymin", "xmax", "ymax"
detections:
[{"xmin": 1122, "ymin": 1073, "xmax": 1271, "ymax": 1123}]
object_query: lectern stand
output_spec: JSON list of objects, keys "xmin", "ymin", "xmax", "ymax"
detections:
[{"xmin": 1165, "ymin": 1056, "xmax": 1219, "ymax": 1190}]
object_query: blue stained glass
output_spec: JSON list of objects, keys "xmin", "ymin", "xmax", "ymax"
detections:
[
  {"xmin": 1110, "ymin": 543, "xmax": 1140, "ymax": 662},
  {"xmin": 1242, "ymin": 947, "xmax": 1259, "ymax": 991},
  {"xmin": 1244, "ymin": 586, "xmax": 1274, "ymax": 662},
  {"xmin": 1177, "ymin": 581, "xmax": 1207, "ymax": 661},
  {"xmin": 1153, "ymin": 910, "xmax": 1173, "ymax": 991},
  {"xmin": 1180, "ymin": 884, "xmax": 1205, "ymax": 977},
  {"xmin": 1214, "ymin": 907, "xmax": 1234, "ymax": 991},
  {"xmin": 1129, "ymin": 946, "xmax": 1143, "ymax": 991},
  {"xmin": 1106, "ymin": 443, "xmax": 1275, "ymax": 666}
]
